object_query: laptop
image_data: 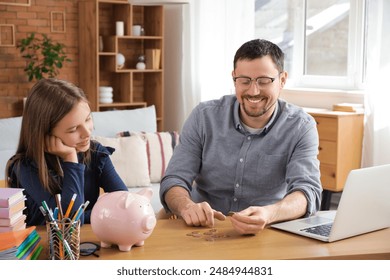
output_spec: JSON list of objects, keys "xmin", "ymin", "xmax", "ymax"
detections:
[{"xmin": 271, "ymin": 164, "xmax": 390, "ymax": 242}]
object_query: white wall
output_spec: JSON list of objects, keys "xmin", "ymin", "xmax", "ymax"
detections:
[{"xmin": 163, "ymin": 4, "xmax": 186, "ymax": 132}]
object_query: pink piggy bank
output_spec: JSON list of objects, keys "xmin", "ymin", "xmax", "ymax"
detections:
[{"xmin": 90, "ymin": 189, "xmax": 156, "ymax": 252}]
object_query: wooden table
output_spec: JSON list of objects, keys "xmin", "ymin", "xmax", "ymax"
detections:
[{"xmin": 35, "ymin": 219, "xmax": 390, "ymax": 260}]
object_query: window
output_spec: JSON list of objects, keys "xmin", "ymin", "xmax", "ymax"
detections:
[{"xmin": 255, "ymin": 0, "xmax": 366, "ymax": 90}]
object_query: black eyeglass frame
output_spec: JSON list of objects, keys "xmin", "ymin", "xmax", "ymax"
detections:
[
  {"xmin": 80, "ymin": 241, "xmax": 100, "ymax": 257},
  {"xmin": 232, "ymin": 72, "xmax": 282, "ymax": 88}
]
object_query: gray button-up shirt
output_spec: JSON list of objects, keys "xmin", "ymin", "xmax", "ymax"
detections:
[{"xmin": 160, "ymin": 95, "xmax": 322, "ymax": 217}]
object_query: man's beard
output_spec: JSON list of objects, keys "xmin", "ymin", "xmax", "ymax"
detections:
[{"xmin": 241, "ymin": 95, "xmax": 276, "ymax": 118}]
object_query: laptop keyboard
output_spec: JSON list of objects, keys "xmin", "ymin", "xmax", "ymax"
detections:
[{"xmin": 300, "ymin": 223, "xmax": 333, "ymax": 237}]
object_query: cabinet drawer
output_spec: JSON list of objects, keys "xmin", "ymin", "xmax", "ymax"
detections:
[
  {"xmin": 314, "ymin": 117, "xmax": 338, "ymax": 141},
  {"xmin": 319, "ymin": 164, "xmax": 343, "ymax": 192},
  {"xmin": 317, "ymin": 140, "xmax": 337, "ymax": 165},
  {"xmin": 319, "ymin": 164, "xmax": 336, "ymax": 191}
]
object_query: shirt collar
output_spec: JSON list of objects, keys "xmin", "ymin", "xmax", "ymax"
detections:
[{"xmin": 234, "ymin": 99, "xmax": 279, "ymax": 135}]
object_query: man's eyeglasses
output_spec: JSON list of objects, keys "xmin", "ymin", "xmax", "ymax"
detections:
[
  {"xmin": 80, "ymin": 242, "xmax": 100, "ymax": 257},
  {"xmin": 233, "ymin": 74, "xmax": 281, "ymax": 90}
]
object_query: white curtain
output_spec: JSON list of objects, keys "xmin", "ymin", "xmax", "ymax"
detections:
[
  {"xmin": 361, "ymin": 0, "xmax": 390, "ymax": 167},
  {"xmin": 190, "ymin": 0, "xmax": 255, "ymax": 102},
  {"xmin": 164, "ymin": 0, "xmax": 255, "ymax": 132}
]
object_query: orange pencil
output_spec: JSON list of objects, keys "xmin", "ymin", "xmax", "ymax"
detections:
[
  {"xmin": 64, "ymin": 194, "xmax": 77, "ymax": 218},
  {"xmin": 59, "ymin": 241, "xmax": 64, "ymax": 259}
]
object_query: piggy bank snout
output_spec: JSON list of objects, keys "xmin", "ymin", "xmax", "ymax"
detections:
[{"xmin": 142, "ymin": 215, "xmax": 157, "ymax": 232}]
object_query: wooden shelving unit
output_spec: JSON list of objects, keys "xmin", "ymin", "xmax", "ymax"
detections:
[{"xmin": 78, "ymin": 0, "xmax": 164, "ymax": 130}]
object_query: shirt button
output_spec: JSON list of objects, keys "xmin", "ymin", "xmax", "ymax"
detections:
[
  {"xmin": 247, "ymin": 136, "xmax": 251, "ymax": 140},
  {"xmin": 239, "ymin": 158, "xmax": 243, "ymax": 163},
  {"xmin": 233, "ymin": 198, "xmax": 237, "ymax": 202},
  {"xmin": 235, "ymin": 183, "xmax": 239, "ymax": 188}
]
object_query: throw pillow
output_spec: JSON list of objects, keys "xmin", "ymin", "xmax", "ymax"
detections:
[
  {"xmin": 92, "ymin": 135, "xmax": 151, "ymax": 188},
  {"xmin": 117, "ymin": 131, "xmax": 179, "ymax": 183}
]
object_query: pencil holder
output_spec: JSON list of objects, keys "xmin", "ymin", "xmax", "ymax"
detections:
[{"xmin": 46, "ymin": 219, "xmax": 80, "ymax": 260}]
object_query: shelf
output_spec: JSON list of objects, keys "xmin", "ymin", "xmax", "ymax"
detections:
[
  {"xmin": 116, "ymin": 36, "xmax": 163, "ymax": 40},
  {"xmin": 79, "ymin": 0, "xmax": 164, "ymax": 131},
  {"xmin": 99, "ymin": 52, "xmax": 116, "ymax": 56},
  {"xmin": 115, "ymin": 69, "xmax": 163, "ymax": 73},
  {"xmin": 99, "ymin": 0, "xmax": 128, "ymax": 3}
]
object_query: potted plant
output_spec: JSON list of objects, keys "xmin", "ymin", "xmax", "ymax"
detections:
[{"xmin": 17, "ymin": 32, "xmax": 71, "ymax": 81}]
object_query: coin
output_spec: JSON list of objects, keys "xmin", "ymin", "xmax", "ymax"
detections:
[
  {"xmin": 186, "ymin": 228, "xmax": 230, "ymax": 240},
  {"xmin": 227, "ymin": 211, "xmax": 236, "ymax": 216}
]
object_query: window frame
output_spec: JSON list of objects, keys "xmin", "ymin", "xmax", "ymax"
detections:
[{"xmin": 287, "ymin": 0, "xmax": 366, "ymax": 90}]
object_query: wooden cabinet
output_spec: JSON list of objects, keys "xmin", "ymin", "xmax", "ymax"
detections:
[
  {"xmin": 305, "ymin": 108, "xmax": 364, "ymax": 192},
  {"xmin": 78, "ymin": 0, "xmax": 164, "ymax": 131}
]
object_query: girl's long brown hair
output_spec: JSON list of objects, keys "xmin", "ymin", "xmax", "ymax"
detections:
[{"xmin": 6, "ymin": 78, "xmax": 92, "ymax": 194}]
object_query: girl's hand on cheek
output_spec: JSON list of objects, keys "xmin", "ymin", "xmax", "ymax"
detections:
[{"xmin": 45, "ymin": 135, "xmax": 78, "ymax": 163}]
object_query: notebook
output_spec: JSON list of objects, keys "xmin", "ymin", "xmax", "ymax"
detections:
[{"xmin": 271, "ymin": 164, "xmax": 390, "ymax": 242}]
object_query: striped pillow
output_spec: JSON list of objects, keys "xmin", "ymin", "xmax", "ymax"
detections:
[{"xmin": 118, "ymin": 131, "xmax": 179, "ymax": 183}]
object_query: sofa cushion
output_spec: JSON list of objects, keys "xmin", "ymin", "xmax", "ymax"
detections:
[
  {"xmin": 118, "ymin": 131, "xmax": 179, "ymax": 183},
  {"xmin": 92, "ymin": 135, "xmax": 151, "ymax": 188},
  {"xmin": 91, "ymin": 106, "xmax": 157, "ymax": 137}
]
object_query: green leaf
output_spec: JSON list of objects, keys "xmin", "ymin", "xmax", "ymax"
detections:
[{"xmin": 16, "ymin": 32, "xmax": 71, "ymax": 81}]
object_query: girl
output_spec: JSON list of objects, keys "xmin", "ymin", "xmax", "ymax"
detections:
[{"xmin": 6, "ymin": 78, "xmax": 128, "ymax": 225}]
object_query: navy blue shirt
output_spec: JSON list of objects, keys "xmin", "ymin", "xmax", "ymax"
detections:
[
  {"xmin": 8, "ymin": 141, "xmax": 128, "ymax": 225},
  {"xmin": 160, "ymin": 95, "xmax": 322, "ymax": 217}
]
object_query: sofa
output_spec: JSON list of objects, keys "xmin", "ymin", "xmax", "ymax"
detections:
[{"xmin": 0, "ymin": 106, "xmax": 167, "ymax": 212}]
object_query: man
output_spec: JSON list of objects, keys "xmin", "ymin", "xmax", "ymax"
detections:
[{"xmin": 160, "ymin": 39, "xmax": 322, "ymax": 235}]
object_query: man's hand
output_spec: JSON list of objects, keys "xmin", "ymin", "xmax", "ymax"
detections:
[
  {"xmin": 164, "ymin": 186, "xmax": 225, "ymax": 227},
  {"xmin": 229, "ymin": 191, "xmax": 308, "ymax": 235},
  {"xmin": 45, "ymin": 135, "xmax": 78, "ymax": 163},
  {"xmin": 229, "ymin": 206, "xmax": 271, "ymax": 235},
  {"xmin": 180, "ymin": 201, "xmax": 226, "ymax": 227}
]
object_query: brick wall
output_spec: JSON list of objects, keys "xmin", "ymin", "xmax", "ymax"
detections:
[{"xmin": 0, "ymin": 0, "xmax": 79, "ymax": 118}]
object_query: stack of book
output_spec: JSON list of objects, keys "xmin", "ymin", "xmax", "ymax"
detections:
[
  {"xmin": 0, "ymin": 188, "xmax": 27, "ymax": 233},
  {"xmin": 0, "ymin": 226, "xmax": 42, "ymax": 260},
  {"xmin": 332, "ymin": 103, "xmax": 364, "ymax": 113},
  {"xmin": 145, "ymin": 48, "xmax": 161, "ymax": 70}
]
